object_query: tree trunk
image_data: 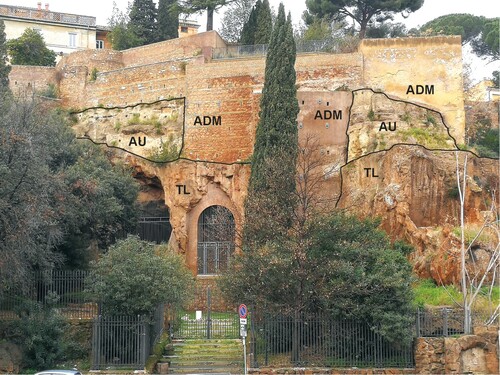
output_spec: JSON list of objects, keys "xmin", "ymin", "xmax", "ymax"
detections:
[
  {"xmin": 358, "ymin": 19, "xmax": 368, "ymax": 39},
  {"xmin": 457, "ymin": 153, "xmax": 472, "ymax": 334},
  {"xmin": 206, "ymin": 7, "xmax": 214, "ymax": 31}
]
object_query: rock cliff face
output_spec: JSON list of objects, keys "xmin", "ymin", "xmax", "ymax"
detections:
[
  {"xmin": 338, "ymin": 147, "xmax": 498, "ymax": 284},
  {"xmin": 126, "ymin": 156, "xmax": 249, "ymax": 273},
  {"xmin": 12, "ymin": 32, "xmax": 495, "ymax": 285},
  {"xmin": 72, "ymin": 99, "xmax": 184, "ymax": 162}
]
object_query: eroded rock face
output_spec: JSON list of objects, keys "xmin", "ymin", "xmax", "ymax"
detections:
[
  {"xmin": 73, "ymin": 99, "xmax": 184, "ymax": 162},
  {"xmin": 127, "ymin": 155, "xmax": 250, "ymax": 274},
  {"xmin": 338, "ymin": 147, "xmax": 498, "ymax": 284},
  {"xmin": 416, "ymin": 326, "xmax": 499, "ymax": 374}
]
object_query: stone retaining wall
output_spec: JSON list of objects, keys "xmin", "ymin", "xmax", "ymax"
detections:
[{"xmin": 415, "ymin": 326, "xmax": 499, "ymax": 374}]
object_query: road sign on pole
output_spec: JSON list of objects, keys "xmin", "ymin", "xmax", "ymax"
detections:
[
  {"xmin": 238, "ymin": 304, "xmax": 248, "ymax": 375},
  {"xmin": 239, "ymin": 304, "xmax": 248, "ymax": 319}
]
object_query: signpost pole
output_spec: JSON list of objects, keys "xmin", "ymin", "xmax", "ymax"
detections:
[
  {"xmin": 239, "ymin": 304, "xmax": 248, "ymax": 375},
  {"xmin": 243, "ymin": 334, "xmax": 247, "ymax": 375}
]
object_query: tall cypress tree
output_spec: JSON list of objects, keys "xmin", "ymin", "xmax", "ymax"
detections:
[
  {"xmin": 157, "ymin": 0, "xmax": 179, "ymax": 41},
  {"xmin": 129, "ymin": 0, "xmax": 157, "ymax": 45},
  {"xmin": 243, "ymin": 4, "xmax": 299, "ymax": 249},
  {"xmin": 254, "ymin": 0, "xmax": 272, "ymax": 44},
  {"xmin": 0, "ymin": 20, "xmax": 11, "ymax": 92},
  {"xmin": 239, "ymin": 0, "xmax": 259, "ymax": 44}
]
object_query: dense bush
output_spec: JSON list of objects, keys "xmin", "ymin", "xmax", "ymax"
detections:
[
  {"xmin": 86, "ymin": 236, "xmax": 194, "ymax": 316},
  {"xmin": 7, "ymin": 293, "xmax": 69, "ymax": 370}
]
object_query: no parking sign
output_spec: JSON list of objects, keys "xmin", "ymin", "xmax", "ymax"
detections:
[{"xmin": 238, "ymin": 304, "xmax": 247, "ymax": 319}]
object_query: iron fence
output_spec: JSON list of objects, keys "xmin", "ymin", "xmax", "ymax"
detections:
[
  {"xmin": 416, "ymin": 308, "xmax": 465, "ymax": 337},
  {"xmin": 137, "ymin": 216, "xmax": 171, "ymax": 244},
  {"xmin": 92, "ymin": 315, "xmax": 149, "ymax": 370},
  {"xmin": 249, "ymin": 312, "xmax": 415, "ymax": 368},
  {"xmin": 0, "ymin": 270, "xmax": 98, "ymax": 319},
  {"xmin": 91, "ymin": 304, "xmax": 165, "ymax": 370},
  {"xmin": 169, "ymin": 310, "xmax": 240, "ymax": 339},
  {"xmin": 212, "ymin": 38, "xmax": 358, "ymax": 60}
]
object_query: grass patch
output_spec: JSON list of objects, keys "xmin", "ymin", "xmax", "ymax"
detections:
[
  {"xmin": 126, "ymin": 113, "xmax": 163, "ymax": 133},
  {"xmin": 451, "ymin": 225, "xmax": 496, "ymax": 246},
  {"xmin": 174, "ymin": 310, "xmax": 240, "ymax": 339},
  {"xmin": 413, "ymin": 279, "xmax": 462, "ymax": 307},
  {"xmin": 479, "ymin": 286, "xmax": 500, "ymax": 302},
  {"xmin": 399, "ymin": 127, "xmax": 450, "ymax": 148},
  {"xmin": 127, "ymin": 113, "xmax": 141, "ymax": 125},
  {"xmin": 413, "ymin": 279, "xmax": 500, "ymax": 319}
]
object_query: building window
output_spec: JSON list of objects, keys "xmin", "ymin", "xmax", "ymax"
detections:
[
  {"xmin": 197, "ymin": 205, "xmax": 235, "ymax": 275},
  {"xmin": 180, "ymin": 26, "xmax": 188, "ymax": 33},
  {"xmin": 68, "ymin": 33, "xmax": 77, "ymax": 48},
  {"xmin": 96, "ymin": 39, "xmax": 104, "ymax": 49}
]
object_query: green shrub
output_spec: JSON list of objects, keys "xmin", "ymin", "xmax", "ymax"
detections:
[
  {"xmin": 400, "ymin": 111, "xmax": 412, "ymax": 123},
  {"xmin": 147, "ymin": 135, "xmax": 180, "ymax": 162},
  {"xmin": 86, "ymin": 236, "xmax": 194, "ymax": 316},
  {"xmin": 451, "ymin": 225, "xmax": 495, "ymax": 246},
  {"xmin": 90, "ymin": 67, "xmax": 98, "ymax": 82},
  {"xmin": 424, "ymin": 112, "xmax": 437, "ymax": 126},
  {"xmin": 40, "ymin": 83, "xmax": 58, "ymax": 99},
  {"xmin": 447, "ymin": 185, "xmax": 460, "ymax": 199},
  {"xmin": 471, "ymin": 128, "xmax": 499, "ymax": 158},
  {"xmin": 367, "ymin": 108, "xmax": 375, "ymax": 121},
  {"xmin": 8, "ymin": 293, "xmax": 70, "ymax": 370}
]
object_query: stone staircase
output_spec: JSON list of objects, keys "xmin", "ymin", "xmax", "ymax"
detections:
[{"xmin": 161, "ymin": 338, "xmax": 244, "ymax": 374}]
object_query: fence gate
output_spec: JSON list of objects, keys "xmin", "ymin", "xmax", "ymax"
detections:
[
  {"xmin": 92, "ymin": 315, "xmax": 149, "ymax": 370},
  {"xmin": 91, "ymin": 305, "xmax": 164, "ymax": 370},
  {"xmin": 169, "ymin": 288, "xmax": 240, "ymax": 339}
]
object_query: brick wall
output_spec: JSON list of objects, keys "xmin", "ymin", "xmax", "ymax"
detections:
[
  {"xmin": 121, "ymin": 31, "xmax": 226, "ymax": 67},
  {"xmin": 9, "ymin": 65, "xmax": 57, "ymax": 95}
]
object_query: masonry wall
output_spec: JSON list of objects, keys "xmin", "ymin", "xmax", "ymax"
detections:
[
  {"xmin": 415, "ymin": 326, "xmax": 499, "ymax": 374},
  {"xmin": 9, "ymin": 65, "xmax": 57, "ymax": 95},
  {"xmin": 121, "ymin": 31, "xmax": 226, "ymax": 67},
  {"xmin": 359, "ymin": 36, "xmax": 465, "ymax": 142}
]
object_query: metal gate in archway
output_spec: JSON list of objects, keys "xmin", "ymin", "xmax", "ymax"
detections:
[
  {"xmin": 168, "ymin": 289, "xmax": 240, "ymax": 339},
  {"xmin": 197, "ymin": 205, "xmax": 235, "ymax": 275}
]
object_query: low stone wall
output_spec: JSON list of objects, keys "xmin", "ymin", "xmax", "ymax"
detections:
[
  {"xmin": 248, "ymin": 368, "xmax": 414, "ymax": 374},
  {"xmin": 415, "ymin": 326, "xmax": 499, "ymax": 374}
]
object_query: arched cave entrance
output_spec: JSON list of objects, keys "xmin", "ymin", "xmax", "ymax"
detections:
[
  {"xmin": 133, "ymin": 172, "xmax": 171, "ymax": 244},
  {"xmin": 137, "ymin": 200, "xmax": 171, "ymax": 244},
  {"xmin": 197, "ymin": 205, "xmax": 235, "ymax": 275}
]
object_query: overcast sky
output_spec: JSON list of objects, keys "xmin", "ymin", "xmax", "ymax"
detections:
[{"xmin": 4, "ymin": 0, "xmax": 499, "ymax": 81}]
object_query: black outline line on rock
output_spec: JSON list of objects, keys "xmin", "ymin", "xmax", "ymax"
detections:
[
  {"xmin": 335, "ymin": 88, "xmax": 499, "ymax": 208},
  {"xmin": 73, "ymin": 97, "xmax": 251, "ymax": 166}
]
